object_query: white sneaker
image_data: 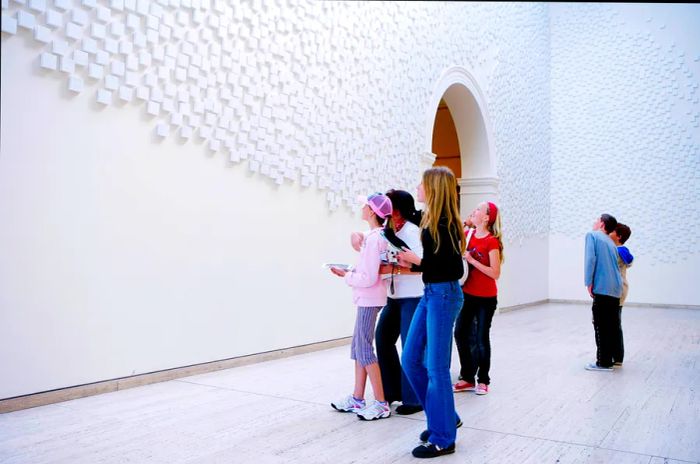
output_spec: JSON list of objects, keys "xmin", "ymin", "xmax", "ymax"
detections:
[
  {"xmin": 331, "ymin": 394, "xmax": 366, "ymax": 413},
  {"xmin": 584, "ymin": 362, "xmax": 613, "ymax": 372},
  {"xmin": 357, "ymin": 400, "xmax": 391, "ymax": 421}
]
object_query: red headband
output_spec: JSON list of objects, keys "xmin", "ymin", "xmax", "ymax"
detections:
[{"xmin": 487, "ymin": 202, "xmax": 498, "ymax": 226}]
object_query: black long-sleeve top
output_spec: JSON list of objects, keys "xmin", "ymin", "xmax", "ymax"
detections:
[{"xmin": 412, "ymin": 217, "xmax": 464, "ymax": 283}]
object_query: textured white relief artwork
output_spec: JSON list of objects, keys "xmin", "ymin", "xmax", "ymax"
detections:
[
  {"xmin": 4, "ymin": 1, "xmax": 554, "ymax": 244},
  {"xmin": 550, "ymin": 4, "xmax": 700, "ymax": 262}
]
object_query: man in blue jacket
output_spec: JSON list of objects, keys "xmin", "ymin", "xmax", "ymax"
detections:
[{"xmin": 583, "ymin": 213, "xmax": 623, "ymax": 371}]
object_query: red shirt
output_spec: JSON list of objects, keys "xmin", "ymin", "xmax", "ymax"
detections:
[{"xmin": 462, "ymin": 232, "xmax": 499, "ymax": 297}]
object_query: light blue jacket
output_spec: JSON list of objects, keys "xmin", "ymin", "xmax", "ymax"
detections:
[{"xmin": 584, "ymin": 230, "xmax": 623, "ymax": 298}]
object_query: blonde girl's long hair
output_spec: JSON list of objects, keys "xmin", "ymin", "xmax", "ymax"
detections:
[
  {"xmin": 486, "ymin": 204, "xmax": 505, "ymax": 264},
  {"xmin": 420, "ymin": 167, "xmax": 466, "ymax": 255}
]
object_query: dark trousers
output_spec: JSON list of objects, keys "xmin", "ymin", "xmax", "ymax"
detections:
[
  {"xmin": 591, "ymin": 294, "xmax": 621, "ymax": 368},
  {"xmin": 613, "ymin": 306, "xmax": 624, "ymax": 364},
  {"xmin": 376, "ymin": 297, "xmax": 421, "ymax": 406},
  {"xmin": 454, "ymin": 294, "xmax": 497, "ymax": 385}
]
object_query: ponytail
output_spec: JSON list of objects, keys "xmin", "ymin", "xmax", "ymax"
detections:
[{"xmin": 487, "ymin": 213, "xmax": 504, "ymax": 264}]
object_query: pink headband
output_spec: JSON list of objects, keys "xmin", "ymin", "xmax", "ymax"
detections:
[{"xmin": 487, "ymin": 202, "xmax": 498, "ymax": 226}]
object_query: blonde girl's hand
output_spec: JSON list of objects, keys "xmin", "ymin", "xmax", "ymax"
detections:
[
  {"xmin": 397, "ymin": 249, "xmax": 420, "ymax": 267},
  {"xmin": 330, "ymin": 267, "xmax": 347, "ymax": 277},
  {"xmin": 350, "ymin": 232, "xmax": 364, "ymax": 252}
]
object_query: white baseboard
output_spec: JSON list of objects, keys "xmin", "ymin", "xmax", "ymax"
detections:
[{"xmin": 0, "ymin": 337, "xmax": 351, "ymax": 413}]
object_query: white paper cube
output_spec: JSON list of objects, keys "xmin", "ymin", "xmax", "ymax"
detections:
[
  {"xmin": 60, "ymin": 56, "xmax": 75, "ymax": 73},
  {"xmin": 65, "ymin": 21, "xmax": 81, "ymax": 39},
  {"xmin": 111, "ymin": 60, "xmax": 125, "ymax": 76},
  {"xmin": 147, "ymin": 101, "xmax": 160, "ymax": 115},
  {"xmin": 155, "ymin": 121, "xmax": 169, "ymax": 137},
  {"xmin": 71, "ymin": 9, "xmax": 88, "ymax": 26},
  {"xmin": 104, "ymin": 38, "xmax": 118, "ymax": 53},
  {"xmin": 119, "ymin": 40, "xmax": 133, "ymax": 54},
  {"xmin": 46, "ymin": 9, "xmax": 62, "ymax": 28},
  {"xmin": 96, "ymin": 6, "xmax": 110, "ymax": 22},
  {"xmin": 1, "ymin": 14, "xmax": 18, "ymax": 34},
  {"xmin": 17, "ymin": 10, "xmax": 36, "ymax": 29},
  {"xmin": 40, "ymin": 52, "xmax": 58, "ymax": 70},
  {"xmin": 95, "ymin": 50, "xmax": 109, "ymax": 65},
  {"xmin": 29, "ymin": 0, "xmax": 46, "ymax": 13},
  {"xmin": 104, "ymin": 74, "xmax": 119, "ymax": 90},
  {"xmin": 119, "ymin": 86, "xmax": 134, "ymax": 102},
  {"xmin": 88, "ymin": 63, "xmax": 104, "ymax": 79},
  {"xmin": 73, "ymin": 49, "xmax": 88, "ymax": 66},
  {"xmin": 54, "ymin": 0, "xmax": 70, "ymax": 11},
  {"xmin": 96, "ymin": 88, "xmax": 112, "ymax": 105},
  {"xmin": 82, "ymin": 37, "xmax": 97, "ymax": 54},
  {"xmin": 68, "ymin": 75, "xmax": 84, "ymax": 92},
  {"xmin": 124, "ymin": 71, "xmax": 138, "ymax": 86},
  {"xmin": 34, "ymin": 24, "xmax": 51, "ymax": 42},
  {"xmin": 91, "ymin": 22, "xmax": 106, "ymax": 39},
  {"xmin": 110, "ymin": 22, "xmax": 125, "ymax": 36},
  {"xmin": 136, "ymin": 86, "xmax": 150, "ymax": 100}
]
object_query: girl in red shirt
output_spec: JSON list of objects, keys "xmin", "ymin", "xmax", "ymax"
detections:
[{"xmin": 453, "ymin": 202, "xmax": 503, "ymax": 395}]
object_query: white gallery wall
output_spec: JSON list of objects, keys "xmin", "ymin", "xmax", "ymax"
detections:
[
  {"xmin": 549, "ymin": 4, "xmax": 700, "ymax": 306},
  {"xmin": 1, "ymin": 2, "xmax": 552, "ymax": 399}
]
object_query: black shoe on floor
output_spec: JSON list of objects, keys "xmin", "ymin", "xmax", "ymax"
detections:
[
  {"xmin": 412, "ymin": 443, "xmax": 456, "ymax": 458},
  {"xmin": 419, "ymin": 419, "xmax": 462, "ymax": 442},
  {"xmin": 395, "ymin": 404, "xmax": 423, "ymax": 415}
]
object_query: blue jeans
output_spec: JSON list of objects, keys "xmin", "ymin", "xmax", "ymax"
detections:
[
  {"xmin": 402, "ymin": 281, "xmax": 464, "ymax": 448},
  {"xmin": 376, "ymin": 297, "xmax": 421, "ymax": 406}
]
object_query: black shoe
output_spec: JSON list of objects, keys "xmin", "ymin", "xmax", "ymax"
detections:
[
  {"xmin": 412, "ymin": 443, "xmax": 456, "ymax": 458},
  {"xmin": 395, "ymin": 404, "xmax": 423, "ymax": 415},
  {"xmin": 419, "ymin": 419, "xmax": 462, "ymax": 442}
]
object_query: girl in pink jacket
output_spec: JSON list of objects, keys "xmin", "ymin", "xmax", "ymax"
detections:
[{"xmin": 330, "ymin": 193, "xmax": 393, "ymax": 421}]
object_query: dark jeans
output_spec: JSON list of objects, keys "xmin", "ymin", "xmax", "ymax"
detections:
[
  {"xmin": 613, "ymin": 306, "xmax": 624, "ymax": 364},
  {"xmin": 591, "ymin": 294, "xmax": 621, "ymax": 368},
  {"xmin": 454, "ymin": 294, "xmax": 497, "ymax": 385},
  {"xmin": 376, "ymin": 297, "xmax": 421, "ymax": 406}
]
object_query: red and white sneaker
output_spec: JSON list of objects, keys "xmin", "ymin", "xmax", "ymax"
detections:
[
  {"xmin": 475, "ymin": 383, "xmax": 489, "ymax": 395},
  {"xmin": 453, "ymin": 381, "xmax": 476, "ymax": 393}
]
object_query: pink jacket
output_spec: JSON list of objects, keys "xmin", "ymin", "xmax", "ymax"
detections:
[{"xmin": 344, "ymin": 228, "xmax": 388, "ymax": 307}]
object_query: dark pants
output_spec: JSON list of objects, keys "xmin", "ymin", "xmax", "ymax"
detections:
[
  {"xmin": 613, "ymin": 306, "xmax": 624, "ymax": 364},
  {"xmin": 376, "ymin": 297, "xmax": 421, "ymax": 406},
  {"xmin": 591, "ymin": 294, "xmax": 621, "ymax": 368},
  {"xmin": 454, "ymin": 294, "xmax": 497, "ymax": 385}
]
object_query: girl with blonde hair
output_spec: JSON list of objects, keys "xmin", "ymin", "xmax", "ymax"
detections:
[
  {"xmin": 453, "ymin": 201, "xmax": 503, "ymax": 396},
  {"xmin": 397, "ymin": 166, "xmax": 465, "ymax": 458}
]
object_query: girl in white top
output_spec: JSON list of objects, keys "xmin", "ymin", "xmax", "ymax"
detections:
[{"xmin": 375, "ymin": 190, "xmax": 425, "ymax": 415}]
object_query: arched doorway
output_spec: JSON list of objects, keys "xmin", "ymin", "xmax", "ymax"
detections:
[
  {"xmin": 432, "ymin": 99, "xmax": 461, "ymax": 178},
  {"xmin": 425, "ymin": 67, "xmax": 498, "ymax": 219}
]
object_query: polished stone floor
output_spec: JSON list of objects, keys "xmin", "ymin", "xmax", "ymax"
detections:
[{"xmin": 1, "ymin": 303, "xmax": 699, "ymax": 464}]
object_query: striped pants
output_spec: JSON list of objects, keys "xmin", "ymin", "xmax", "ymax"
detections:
[{"xmin": 350, "ymin": 306, "xmax": 382, "ymax": 367}]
